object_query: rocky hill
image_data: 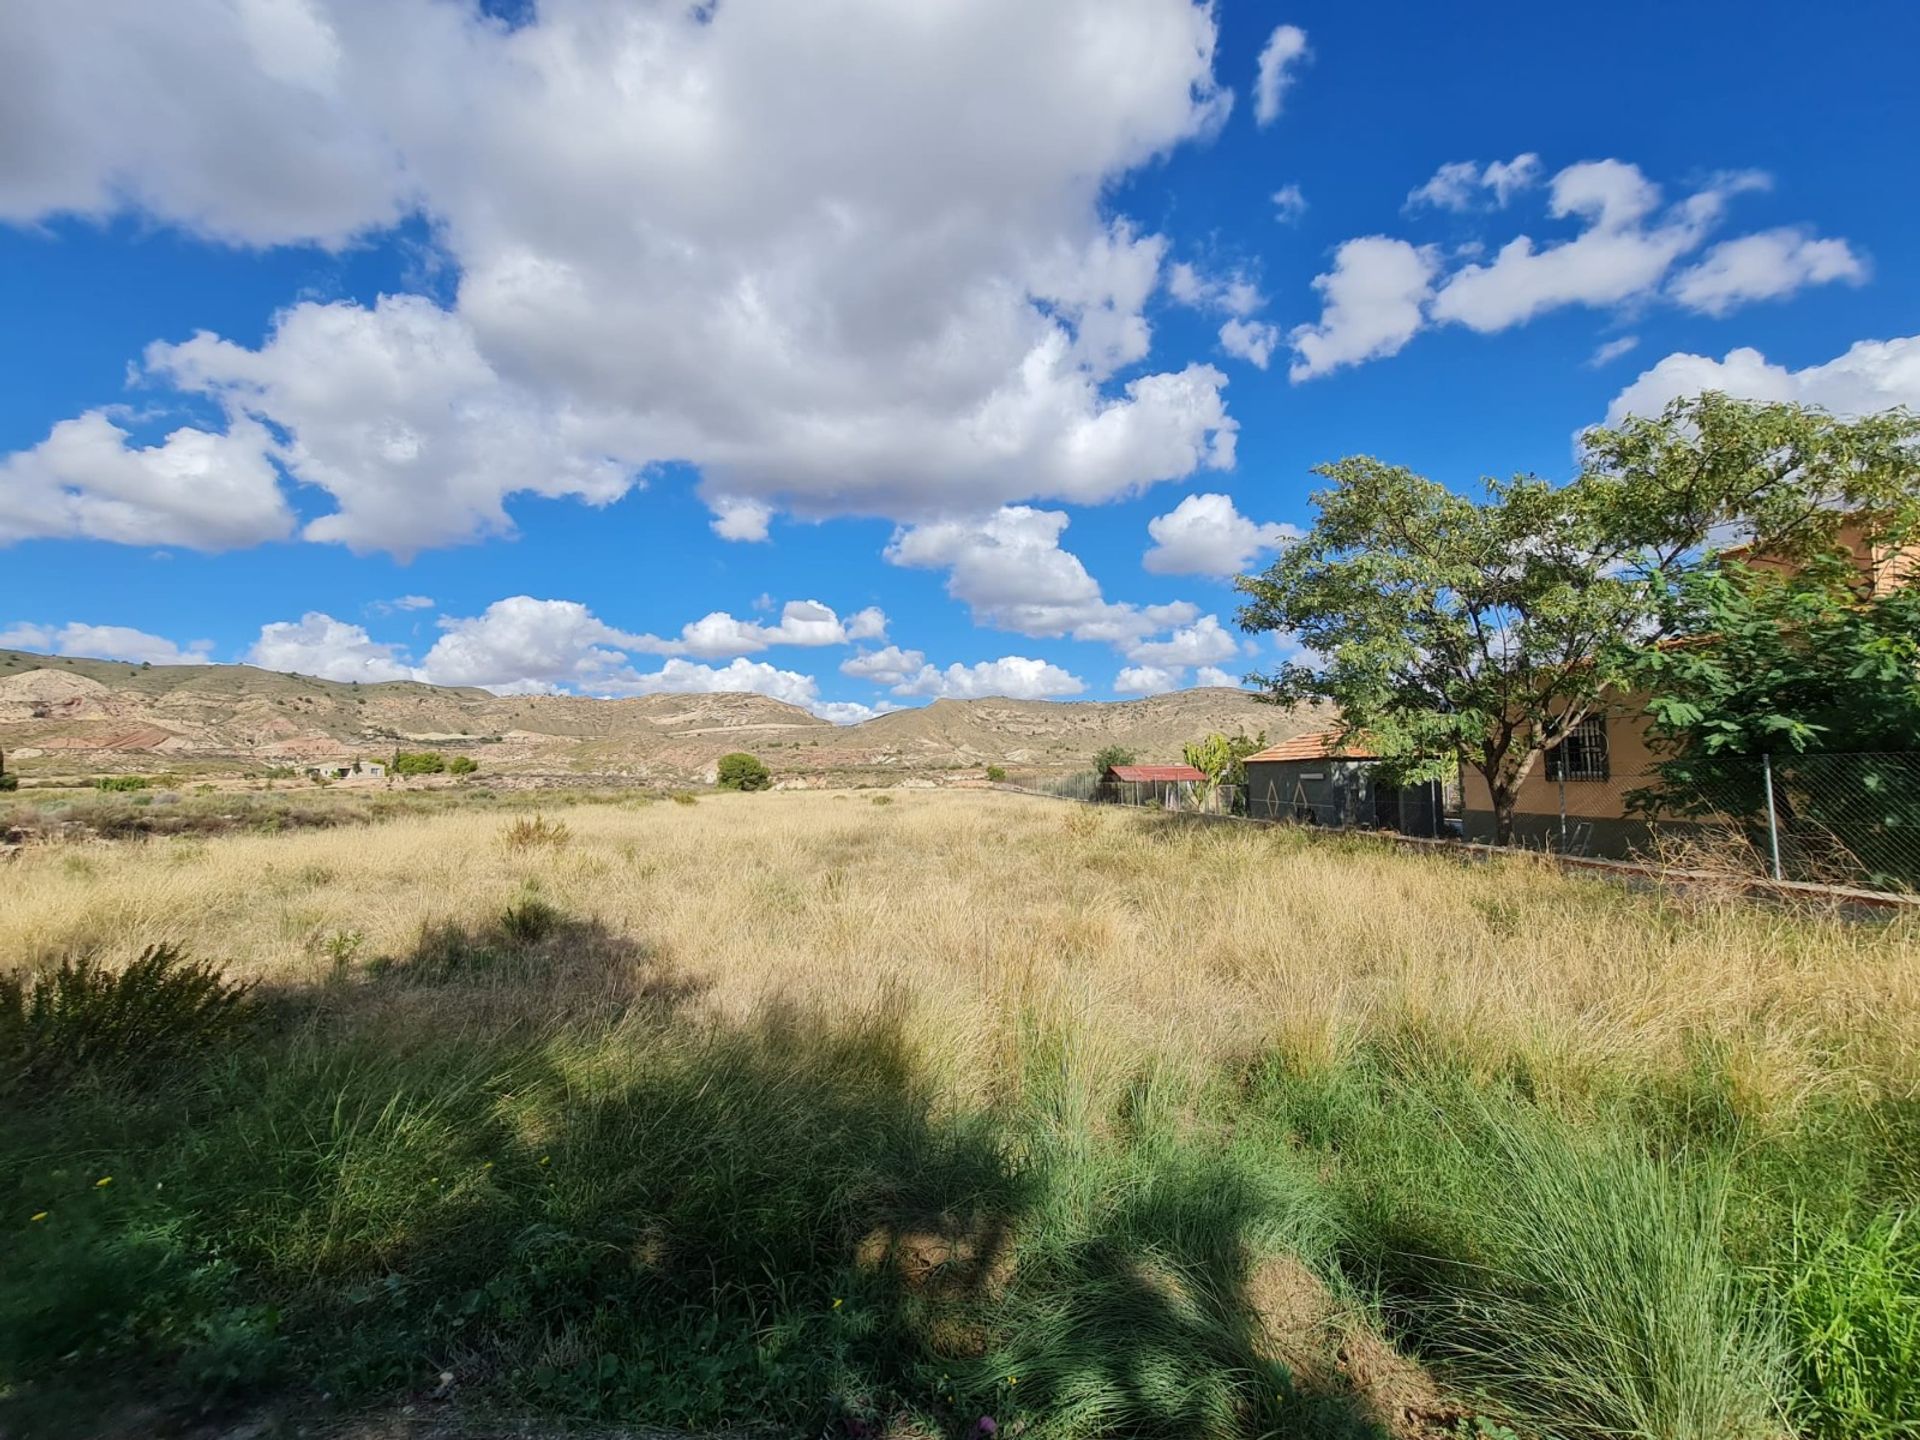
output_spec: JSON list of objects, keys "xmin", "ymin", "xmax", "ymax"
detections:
[{"xmin": 0, "ymin": 648, "xmax": 1322, "ymax": 785}]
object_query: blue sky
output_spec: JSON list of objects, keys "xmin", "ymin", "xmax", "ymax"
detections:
[{"xmin": 4, "ymin": 0, "xmax": 1916, "ymax": 719}]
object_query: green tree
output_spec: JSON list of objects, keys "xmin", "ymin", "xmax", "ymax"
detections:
[
  {"xmin": 1235, "ymin": 395, "xmax": 1920, "ymax": 845},
  {"xmin": 1630, "ymin": 543, "xmax": 1920, "ymax": 885},
  {"xmin": 391, "ymin": 750, "xmax": 447, "ymax": 776},
  {"xmin": 447, "ymin": 755, "xmax": 479, "ymax": 776},
  {"xmin": 984, "ymin": 765, "xmax": 1008, "ymax": 783},
  {"xmin": 716, "ymin": 753, "xmax": 772, "ymax": 792},
  {"xmin": 1091, "ymin": 745, "xmax": 1137, "ymax": 775},
  {"xmin": 1182, "ymin": 731, "xmax": 1266, "ymax": 809}
]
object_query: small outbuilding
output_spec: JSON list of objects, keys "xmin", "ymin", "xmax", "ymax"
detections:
[
  {"xmin": 1242, "ymin": 731, "xmax": 1444, "ymax": 837},
  {"xmin": 1097, "ymin": 762, "xmax": 1208, "ymax": 809}
]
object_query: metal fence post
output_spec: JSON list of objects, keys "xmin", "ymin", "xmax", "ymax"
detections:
[
  {"xmin": 1558, "ymin": 772, "xmax": 1568, "ymax": 852},
  {"xmin": 1762, "ymin": 751, "xmax": 1784, "ymax": 882}
]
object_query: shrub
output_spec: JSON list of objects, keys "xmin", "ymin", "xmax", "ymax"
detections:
[
  {"xmin": 94, "ymin": 775, "xmax": 150, "ymax": 792},
  {"xmin": 670, "ymin": 791, "xmax": 699, "ymax": 806},
  {"xmin": 501, "ymin": 814, "xmax": 571, "ymax": 852},
  {"xmin": 985, "ymin": 765, "xmax": 1008, "ymax": 783},
  {"xmin": 1778, "ymin": 1207, "xmax": 1920, "ymax": 1438},
  {"xmin": 0, "ymin": 944, "xmax": 254, "ymax": 1094},
  {"xmin": 0, "ymin": 772, "xmax": 17, "ymax": 792},
  {"xmin": 447, "ymin": 755, "xmax": 479, "ymax": 776},
  {"xmin": 716, "ymin": 753, "xmax": 772, "ymax": 791},
  {"xmin": 871, "ymin": 794, "xmax": 893, "ymax": 806},
  {"xmin": 498, "ymin": 895, "xmax": 563, "ymax": 945},
  {"xmin": 391, "ymin": 751, "xmax": 448, "ymax": 776},
  {"xmin": 1091, "ymin": 745, "xmax": 1136, "ymax": 774}
]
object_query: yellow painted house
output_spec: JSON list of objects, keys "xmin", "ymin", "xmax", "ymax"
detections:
[{"xmin": 1459, "ymin": 524, "xmax": 1918, "ymax": 852}]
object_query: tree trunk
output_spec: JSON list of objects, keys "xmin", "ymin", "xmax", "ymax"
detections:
[{"xmin": 1491, "ymin": 782, "xmax": 1517, "ymax": 847}]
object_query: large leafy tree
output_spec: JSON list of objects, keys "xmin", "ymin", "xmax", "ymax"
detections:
[{"xmin": 1234, "ymin": 394, "xmax": 1920, "ymax": 845}]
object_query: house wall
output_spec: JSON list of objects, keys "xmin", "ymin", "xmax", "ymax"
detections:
[
  {"xmin": 1245, "ymin": 759, "xmax": 1372, "ymax": 825},
  {"xmin": 1455, "ymin": 692, "xmax": 1677, "ymax": 852},
  {"xmin": 1245, "ymin": 761, "xmax": 1443, "ymax": 836}
]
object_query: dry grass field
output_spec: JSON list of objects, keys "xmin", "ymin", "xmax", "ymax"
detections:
[{"xmin": 4, "ymin": 790, "xmax": 1918, "ymax": 1439}]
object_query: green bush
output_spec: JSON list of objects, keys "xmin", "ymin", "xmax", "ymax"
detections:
[
  {"xmin": 498, "ymin": 895, "xmax": 563, "ymax": 946},
  {"xmin": 0, "ymin": 944, "xmax": 255, "ymax": 1095},
  {"xmin": 0, "ymin": 772, "xmax": 17, "ymax": 792},
  {"xmin": 391, "ymin": 751, "xmax": 447, "ymax": 776},
  {"xmin": 669, "ymin": 791, "xmax": 698, "ymax": 806},
  {"xmin": 93, "ymin": 776, "xmax": 149, "ymax": 792},
  {"xmin": 716, "ymin": 753, "xmax": 772, "ymax": 792},
  {"xmin": 985, "ymin": 765, "xmax": 1008, "ymax": 783},
  {"xmin": 1778, "ymin": 1208, "xmax": 1920, "ymax": 1438},
  {"xmin": 447, "ymin": 755, "xmax": 479, "ymax": 776}
]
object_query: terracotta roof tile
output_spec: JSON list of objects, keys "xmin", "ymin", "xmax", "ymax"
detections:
[
  {"xmin": 1106, "ymin": 764, "xmax": 1207, "ymax": 783},
  {"xmin": 1243, "ymin": 730, "xmax": 1382, "ymax": 763}
]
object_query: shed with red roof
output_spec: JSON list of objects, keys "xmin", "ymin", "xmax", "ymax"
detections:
[{"xmin": 1242, "ymin": 729, "xmax": 1446, "ymax": 836}]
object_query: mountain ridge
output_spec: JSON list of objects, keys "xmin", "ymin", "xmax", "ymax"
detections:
[{"xmin": 0, "ymin": 648, "xmax": 1325, "ymax": 783}]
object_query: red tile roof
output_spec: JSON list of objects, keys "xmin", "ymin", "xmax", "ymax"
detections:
[
  {"xmin": 1243, "ymin": 729, "xmax": 1382, "ymax": 763},
  {"xmin": 1106, "ymin": 763, "xmax": 1206, "ymax": 783}
]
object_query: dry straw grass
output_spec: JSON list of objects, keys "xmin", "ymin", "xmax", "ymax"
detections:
[{"xmin": 4, "ymin": 789, "xmax": 1916, "ymax": 1113}]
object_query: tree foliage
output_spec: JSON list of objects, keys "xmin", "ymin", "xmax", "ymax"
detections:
[
  {"xmin": 1629, "ymin": 544, "xmax": 1920, "ymax": 887},
  {"xmin": 1091, "ymin": 745, "xmax": 1137, "ymax": 775},
  {"xmin": 1181, "ymin": 732, "xmax": 1266, "ymax": 787},
  {"xmin": 1235, "ymin": 394, "xmax": 1920, "ymax": 843},
  {"xmin": 716, "ymin": 752, "xmax": 772, "ymax": 792}
]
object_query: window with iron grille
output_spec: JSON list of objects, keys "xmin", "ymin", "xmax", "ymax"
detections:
[{"xmin": 1545, "ymin": 715, "xmax": 1609, "ymax": 781}]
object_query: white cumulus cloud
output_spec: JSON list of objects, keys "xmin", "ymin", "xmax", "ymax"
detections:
[
  {"xmin": 144, "ymin": 295, "xmax": 642, "ymax": 558},
  {"xmin": 1123, "ymin": 613, "xmax": 1240, "ymax": 667},
  {"xmin": 1288, "ymin": 237, "xmax": 1439, "ymax": 381},
  {"xmin": 248, "ymin": 613, "xmax": 420, "ymax": 683},
  {"xmin": 1668, "ymin": 228, "xmax": 1867, "ymax": 316},
  {"xmin": 2, "ymin": 0, "xmax": 1245, "ymax": 544},
  {"xmin": 840, "ymin": 646, "xmax": 928, "ymax": 686},
  {"xmin": 1253, "ymin": 24, "xmax": 1310, "ymax": 126},
  {"xmin": 1604, "ymin": 335, "xmax": 1920, "ymax": 427},
  {"xmin": 1429, "ymin": 162, "xmax": 1765, "ymax": 333},
  {"xmin": 886, "ymin": 506, "xmax": 1197, "ymax": 647},
  {"xmin": 892, "ymin": 656, "xmax": 1086, "ymax": 700},
  {"xmin": 1218, "ymin": 319, "xmax": 1281, "ymax": 369},
  {"xmin": 0, "ymin": 411, "xmax": 292, "ymax": 551},
  {"xmin": 0, "ymin": 621, "xmax": 216, "ymax": 666},
  {"xmin": 1143, "ymin": 493, "xmax": 1298, "ymax": 576},
  {"xmin": 1405, "ymin": 154, "xmax": 1541, "ymax": 212}
]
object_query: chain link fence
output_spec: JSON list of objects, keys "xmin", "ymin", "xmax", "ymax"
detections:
[
  {"xmin": 1495, "ymin": 752, "xmax": 1920, "ymax": 894},
  {"xmin": 1007, "ymin": 771, "xmax": 1244, "ymax": 815},
  {"xmin": 1004, "ymin": 753, "xmax": 1920, "ymax": 896}
]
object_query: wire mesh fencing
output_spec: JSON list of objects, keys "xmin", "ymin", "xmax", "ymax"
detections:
[
  {"xmin": 1005, "ymin": 771, "xmax": 1245, "ymax": 815},
  {"xmin": 1455, "ymin": 751, "xmax": 1920, "ymax": 894},
  {"xmin": 1006, "ymin": 753, "xmax": 1920, "ymax": 896}
]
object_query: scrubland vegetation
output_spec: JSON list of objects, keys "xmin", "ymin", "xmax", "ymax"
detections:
[{"xmin": 2, "ymin": 790, "xmax": 1916, "ymax": 1438}]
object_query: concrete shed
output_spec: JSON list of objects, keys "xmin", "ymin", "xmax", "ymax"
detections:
[{"xmin": 1242, "ymin": 731, "xmax": 1444, "ymax": 837}]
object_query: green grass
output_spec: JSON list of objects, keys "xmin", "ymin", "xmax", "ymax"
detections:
[{"xmin": 3, "ymin": 930, "xmax": 1917, "ymax": 1438}]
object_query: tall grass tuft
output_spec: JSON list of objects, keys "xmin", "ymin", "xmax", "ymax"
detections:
[
  {"xmin": 1778, "ymin": 1207, "xmax": 1920, "ymax": 1438},
  {"xmin": 1403, "ymin": 1102, "xmax": 1788, "ymax": 1440},
  {"xmin": 500, "ymin": 813, "xmax": 571, "ymax": 852},
  {"xmin": 0, "ymin": 944, "xmax": 254, "ymax": 1095}
]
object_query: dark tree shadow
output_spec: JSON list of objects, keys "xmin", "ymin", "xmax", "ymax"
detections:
[{"xmin": 3, "ymin": 916, "xmax": 1442, "ymax": 1440}]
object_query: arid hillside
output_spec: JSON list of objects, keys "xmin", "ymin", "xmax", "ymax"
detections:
[{"xmin": 0, "ymin": 648, "xmax": 1317, "ymax": 784}]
